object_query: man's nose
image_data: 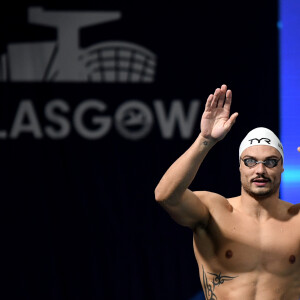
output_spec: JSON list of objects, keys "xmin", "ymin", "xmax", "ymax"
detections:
[{"xmin": 255, "ymin": 161, "xmax": 267, "ymax": 174}]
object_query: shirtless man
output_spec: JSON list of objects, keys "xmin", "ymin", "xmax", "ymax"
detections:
[{"xmin": 154, "ymin": 84, "xmax": 300, "ymax": 300}]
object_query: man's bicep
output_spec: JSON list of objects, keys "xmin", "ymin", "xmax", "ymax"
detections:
[{"xmin": 159, "ymin": 189, "xmax": 211, "ymax": 229}]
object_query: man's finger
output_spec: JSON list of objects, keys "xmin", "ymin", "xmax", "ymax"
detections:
[
  {"xmin": 223, "ymin": 89, "xmax": 232, "ymax": 111},
  {"xmin": 297, "ymin": 147, "xmax": 300, "ymax": 152},
  {"xmin": 217, "ymin": 84, "xmax": 227, "ymax": 108},
  {"xmin": 211, "ymin": 88, "xmax": 221, "ymax": 108},
  {"xmin": 225, "ymin": 112, "xmax": 239, "ymax": 130},
  {"xmin": 205, "ymin": 94, "xmax": 213, "ymax": 111}
]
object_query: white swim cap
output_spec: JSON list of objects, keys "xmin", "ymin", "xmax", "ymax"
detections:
[{"xmin": 239, "ymin": 127, "xmax": 284, "ymax": 161}]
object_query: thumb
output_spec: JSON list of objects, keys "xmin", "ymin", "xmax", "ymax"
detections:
[
  {"xmin": 225, "ymin": 112, "xmax": 239, "ymax": 130},
  {"xmin": 297, "ymin": 147, "xmax": 300, "ymax": 152}
]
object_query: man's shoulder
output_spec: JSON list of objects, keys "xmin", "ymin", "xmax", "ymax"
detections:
[
  {"xmin": 278, "ymin": 199, "xmax": 300, "ymax": 217},
  {"xmin": 287, "ymin": 203, "xmax": 300, "ymax": 216}
]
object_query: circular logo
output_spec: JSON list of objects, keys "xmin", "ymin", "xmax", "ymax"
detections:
[{"xmin": 115, "ymin": 101, "xmax": 153, "ymax": 140}]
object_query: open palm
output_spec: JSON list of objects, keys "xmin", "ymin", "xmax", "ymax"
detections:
[{"xmin": 200, "ymin": 85, "xmax": 238, "ymax": 141}]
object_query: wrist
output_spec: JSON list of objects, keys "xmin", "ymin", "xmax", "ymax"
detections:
[{"xmin": 197, "ymin": 133, "xmax": 218, "ymax": 148}]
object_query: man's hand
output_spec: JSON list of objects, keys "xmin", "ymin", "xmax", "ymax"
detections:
[
  {"xmin": 200, "ymin": 84, "xmax": 238, "ymax": 142},
  {"xmin": 298, "ymin": 147, "xmax": 300, "ymax": 152}
]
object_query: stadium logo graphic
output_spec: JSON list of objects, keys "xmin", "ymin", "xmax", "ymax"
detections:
[{"xmin": 0, "ymin": 7, "xmax": 157, "ymax": 82}]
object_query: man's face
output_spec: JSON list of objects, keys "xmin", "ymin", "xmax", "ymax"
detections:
[{"xmin": 239, "ymin": 145, "xmax": 284, "ymax": 200}]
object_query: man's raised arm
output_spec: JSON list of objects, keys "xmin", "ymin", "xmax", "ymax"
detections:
[{"xmin": 154, "ymin": 84, "xmax": 238, "ymax": 229}]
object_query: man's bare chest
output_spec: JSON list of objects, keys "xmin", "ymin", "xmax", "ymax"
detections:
[{"xmin": 194, "ymin": 212, "xmax": 300, "ymax": 276}]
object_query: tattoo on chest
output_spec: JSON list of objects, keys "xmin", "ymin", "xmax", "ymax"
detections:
[{"xmin": 202, "ymin": 265, "xmax": 238, "ymax": 300}]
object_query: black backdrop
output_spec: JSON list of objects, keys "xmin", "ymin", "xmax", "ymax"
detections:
[{"xmin": 1, "ymin": 1, "xmax": 278, "ymax": 299}]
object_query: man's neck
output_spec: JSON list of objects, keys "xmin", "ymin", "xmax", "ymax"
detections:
[{"xmin": 238, "ymin": 189, "xmax": 281, "ymax": 222}]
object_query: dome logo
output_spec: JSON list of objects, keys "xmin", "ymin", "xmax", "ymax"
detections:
[{"xmin": 0, "ymin": 7, "xmax": 157, "ymax": 82}]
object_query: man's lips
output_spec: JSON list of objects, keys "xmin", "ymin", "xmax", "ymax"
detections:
[{"xmin": 251, "ymin": 177, "xmax": 270, "ymax": 187}]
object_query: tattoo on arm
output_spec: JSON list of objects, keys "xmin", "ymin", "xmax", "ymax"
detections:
[
  {"xmin": 202, "ymin": 265, "xmax": 238, "ymax": 300},
  {"xmin": 203, "ymin": 141, "xmax": 208, "ymax": 146}
]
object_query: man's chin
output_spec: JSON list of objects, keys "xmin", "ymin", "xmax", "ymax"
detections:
[
  {"xmin": 251, "ymin": 191, "xmax": 272, "ymax": 200},
  {"xmin": 243, "ymin": 187, "xmax": 275, "ymax": 200}
]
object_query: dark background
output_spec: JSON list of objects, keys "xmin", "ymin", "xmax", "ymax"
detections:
[{"xmin": 1, "ymin": 1, "xmax": 278, "ymax": 299}]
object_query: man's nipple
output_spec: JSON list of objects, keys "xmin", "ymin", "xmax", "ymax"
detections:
[
  {"xmin": 225, "ymin": 250, "xmax": 233, "ymax": 259},
  {"xmin": 289, "ymin": 255, "xmax": 296, "ymax": 264}
]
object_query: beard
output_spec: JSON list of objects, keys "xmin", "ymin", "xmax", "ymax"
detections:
[{"xmin": 241, "ymin": 177, "xmax": 281, "ymax": 200}]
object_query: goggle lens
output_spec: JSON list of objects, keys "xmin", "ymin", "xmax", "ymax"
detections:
[{"xmin": 243, "ymin": 158, "xmax": 281, "ymax": 168}]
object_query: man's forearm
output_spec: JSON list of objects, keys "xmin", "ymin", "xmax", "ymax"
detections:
[
  {"xmin": 154, "ymin": 133, "xmax": 216, "ymax": 203},
  {"xmin": 155, "ymin": 84, "xmax": 237, "ymax": 205}
]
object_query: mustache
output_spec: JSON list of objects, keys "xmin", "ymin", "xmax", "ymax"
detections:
[{"xmin": 251, "ymin": 175, "xmax": 271, "ymax": 182}]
